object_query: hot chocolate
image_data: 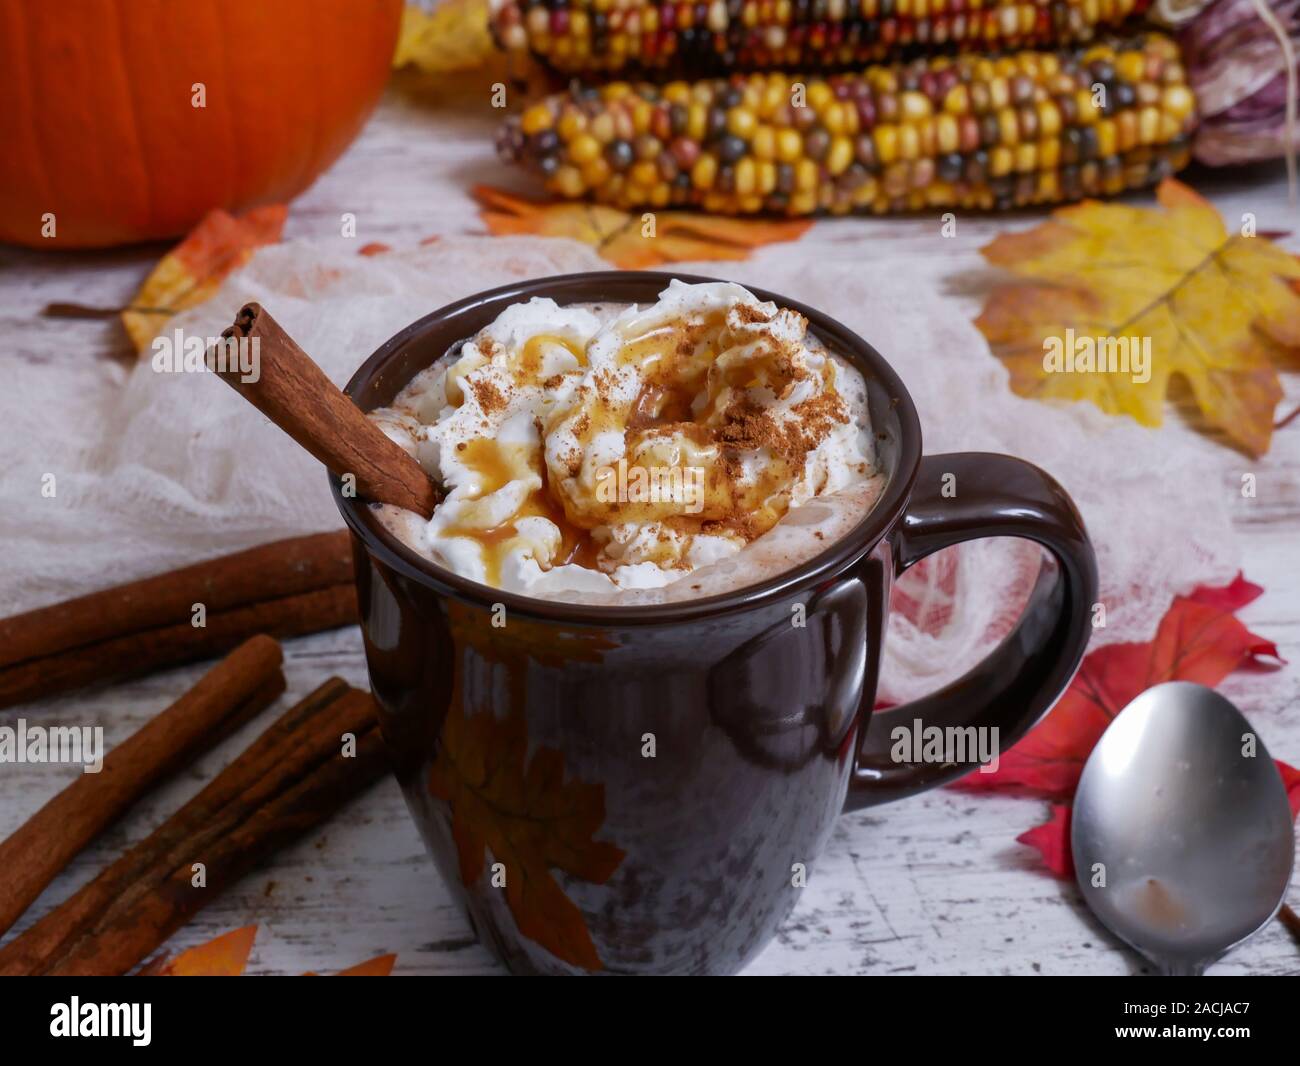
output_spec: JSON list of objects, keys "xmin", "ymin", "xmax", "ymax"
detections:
[{"xmin": 367, "ymin": 280, "xmax": 884, "ymax": 604}]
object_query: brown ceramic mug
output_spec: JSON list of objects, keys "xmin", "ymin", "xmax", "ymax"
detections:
[{"xmin": 333, "ymin": 271, "xmax": 1098, "ymax": 975}]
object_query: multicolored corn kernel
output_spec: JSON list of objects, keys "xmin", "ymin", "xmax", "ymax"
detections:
[
  {"xmin": 496, "ymin": 34, "xmax": 1196, "ymax": 214},
  {"xmin": 490, "ymin": 0, "xmax": 1153, "ymax": 77}
]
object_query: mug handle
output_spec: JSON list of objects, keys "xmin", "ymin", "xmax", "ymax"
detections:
[{"xmin": 844, "ymin": 452, "xmax": 1099, "ymax": 810}]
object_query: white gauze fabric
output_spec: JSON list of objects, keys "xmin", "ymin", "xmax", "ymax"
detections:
[{"xmin": 0, "ymin": 234, "xmax": 1240, "ymax": 703}]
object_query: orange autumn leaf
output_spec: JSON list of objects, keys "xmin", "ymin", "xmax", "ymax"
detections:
[
  {"xmin": 304, "ymin": 953, "xmax": 398, "ymax": 976},
  {"xmin": 121, "ymin": 205, "xmax": 288, "ymax": 353},
  {"xmin": 150, "ymin": 926, "xmax": 396, "ymax": 976},
  {"xmin": 151, "ymin": 925, "xmax": 257, "ymax": 976},
  {"xmin": 474, "ymin": 185, "xmax": 811, "ymax": 269},
  {"xmin": 332, "ymin": 953, "xmax": 397, "ymax": 976},
  {"xmin": 975, "ymin": 178, "xmax": 1300, "ymax": 457},
  {"xmin": 428, "ymin": 701, "xmax": 625, "ymax": 971}
]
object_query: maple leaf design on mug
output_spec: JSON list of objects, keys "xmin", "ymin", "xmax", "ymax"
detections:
[{"xmin": 428, "ymin": 692, "xmax": 626, "ymax": 971}]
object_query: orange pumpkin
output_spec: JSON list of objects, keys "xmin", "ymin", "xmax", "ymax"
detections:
[{"xmin": 0, "ymin": 0, "xmax": 403, "ymax": 249}]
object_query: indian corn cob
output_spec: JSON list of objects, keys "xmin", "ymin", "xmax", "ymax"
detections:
[
  {"xmin": 496, "ymin": 34, "xmax": 1197, "ymax": 213},
  {"xmin": 490, "ymin": 0, "xmax": 1153, "ymax": 76}
]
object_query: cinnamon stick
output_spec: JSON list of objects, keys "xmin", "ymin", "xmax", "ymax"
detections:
[
  {"xmin": 0, "ymin": 585, "xmax": 354, "ymax": 709},
  {"xmin": 0, "ymin": 678, "xmax": 386, "ymax": 976},
  {"xmin": 0, "ymin": 635, "xmax": 286, "ymax": 937},
  {"xmin": 208, "ymin": 303, "xmax": 439, "ymax": 518},
  {"xmin": 0, "ymin": 531, "xmax": 351, "ymax": 669},
  {"xmin": 0, "ymin": 533, "xmax": 358, "ymax": 710},
  {"xmin": 1279, "ymin": 903, "xmax": 1300, "ymax": 948}
]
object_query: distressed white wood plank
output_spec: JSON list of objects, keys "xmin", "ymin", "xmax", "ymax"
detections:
[{"xmin": 0, "ymin": 82, "xmax": 1297, "ymax": 977}]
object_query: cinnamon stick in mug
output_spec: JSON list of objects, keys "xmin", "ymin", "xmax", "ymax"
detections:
[
  {"xmin": 207, "ymin": 303, "xmax": 439, "ymax": 518},
  {"xmin": 0, "ymin": 635, "xmax": 285, "ymax": 937}
]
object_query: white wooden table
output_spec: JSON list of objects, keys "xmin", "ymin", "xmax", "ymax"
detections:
[{"xmin": 1, "ymin": 73, "xmax": 1297, "ymax": 976}]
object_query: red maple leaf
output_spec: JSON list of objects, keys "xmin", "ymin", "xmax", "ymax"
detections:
[
  {"xmin": 1019, "ymin": 761, "xmax": 1300, "ymax": 880},
  {"xmin": 1184, "ymin": 572, "xmax": 1267, "ymax": 613},
  {"xmin": 1279, "ymin": 760, "xmax": 1300, "ymax": 821},
  {"xmin": 1016, "ymin": 805, "xmax": 1075, "ymax": 879},
  {"xmin": 954, "ymin": 574, "xmax": 1281, "ymax": 799}
]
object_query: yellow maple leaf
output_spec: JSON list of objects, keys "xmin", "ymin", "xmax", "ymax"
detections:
[
  {"xmin": 121, "ymin": 205, "xmax": 287, "ymax": 354},
  {"xmin": 975, "ymin": 178, "xmax": 1300, "ymax": 456},
  {"xmin": 393, "ymin": 0, "xmax": 496, "ymax": 73},
  {"xmin": 428, "ymin": 693, "xmax": 625, "ymax": 971},
  {"xmin": 474, "ymin": 185, "xmax": 811, "ymax": 269}
]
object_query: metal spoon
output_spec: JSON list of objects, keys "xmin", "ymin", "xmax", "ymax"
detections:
[{"xmin": 1071, "ymin": 681, "xmax": 1296, "ymax": 976}]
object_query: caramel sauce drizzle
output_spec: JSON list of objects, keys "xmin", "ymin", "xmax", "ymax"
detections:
[
  {"xmin": 444, "ymin": 437, "xmax": 599, "ymax": 586},
  {"xmin": 517, "ymin": 333, "xmax": 585, "ymax": 385},
  {"xmin": 439, "ymin": 306, "xmax": 847, "ymax": 586}
]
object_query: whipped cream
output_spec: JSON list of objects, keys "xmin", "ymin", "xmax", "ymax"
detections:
[{"xmin": 369, "ymin": 280, "xmax": 880, "ymax": 601}]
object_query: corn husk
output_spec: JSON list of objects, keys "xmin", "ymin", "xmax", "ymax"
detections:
[{"xmin": 1155, "ymin": 0, "xmax": 1300, "ymax": 164}]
